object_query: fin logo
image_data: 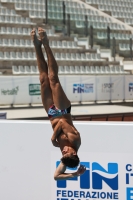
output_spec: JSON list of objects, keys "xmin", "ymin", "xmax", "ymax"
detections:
[
  {"xmin": 56, "ymin": 162, "xmax": 90, "ymax": 189},
  {"xmin": 56, "ymin": 162, "xmax": 118, "ymax": 190},
  {"xmin": 92, "ymin": 162, "xmax": 118, "ymax": 190},
  {"xmin": 73, "ymin": 84, "xmax": 93, "ymax": 93}
]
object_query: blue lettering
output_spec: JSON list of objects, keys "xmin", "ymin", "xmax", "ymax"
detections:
[
  {"xmin": 92, "ymin": 192, "xmax": 97, "ymax": 198},
  {"xmin": 56, "ymin": 162, "xmax": 78, "ymax": 188},
  {"xmin": 80, "ymin": 169, "xmax": 90, "ymax": 189},
  {"xmin": 56, "ymin": 161, "xmax": 90, "ymax": 189},
  {"xmin": 57, "ymin": 191, "xmax": 119, "ymax": 199},
  {"xmin": 57, "ymin": 199, "xmax": 68, "ymax": 200},
  {"xmin": 126, "ymin": 164, "xmax": 132, "ymax": 172},
  {"xmin": 56, "ymin": 162, "xmax": 118, "ymax": 191},
  {"xmin": 74, "ymin": 191, "xmax": 79, "ymax": 198},
  {"xmin": 61, "ymin": 199, "xmax": 68, "ymax": 200},
  {"xmin": 92, "ymin": 163, "xmax": 118, "ymax": 190},
  {"xmin": 57, "ymin": 190, "xmax": 61, "ymax": 196},
  {"xmin": 100, "ymin": 192, "xmax": 106, "ymax": 199},
  {"xmin": 80, "ymin": 191, "xmax": 85, "ymax": 198},
  {"xmin": 80, "ymin": 162, "xmax": 90, "ymax": 189},
  {"xmin": 73, "ymin": 87, "xmax": 78, "ymax": 93},
  {"xmin": 107, "ymin": 192, "xmax": 112, "ymax": 199},
  {"xmin": 73, "ymin": 84, "xmax": 85, "ymax": 93},
  {"xmin": 57, "ymin": 198, "xmax": 75, "ymax": 200},
  {"xmin": 114, "ymin": 192, "xmax": 118, "ymax": 199},
  {"xmin": 97, "ymin": 192, "xmax": 100, "ymax": 198},
  {"xmin": 62, "ymin": 190, "xmax": 67, "ymax": 197},
  {"xmin": 86, "ymin": 191, "xmax": 91, "ymax": 198},
  {"xmin": 68, "ymin": 191, "xmax": 73, "ymax": 197},
  {"xmin": 127, "ymin": 188, "xmax": 133, "ymax": 200},
  {"xmin": 126, "ymin": 173, "xmax": 130, "ymax": 184},
  {"xmin": 126, "ymin": 173, "xmax": 133, "ymax": 184}
]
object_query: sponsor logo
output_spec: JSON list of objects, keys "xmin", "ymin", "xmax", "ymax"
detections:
[
  {"xmin": 56, "ymin": 161, "xmax": 118, "ymax": 199},
  {"xmin": 1, "ymin": 86, "xmax": 19, "ymax": 95},
  {"xmin": 29, "ymin": 84, "xmax": 41, "ymax": 95},
  {"xmin": 56, "ymin": 162, "xmax": 118, "ymax": 190},
  {"xmin": 52, "ymin": 152, "xmax": 133, "ymax": 200},
  {"xmin": 102, "ymin": 83, "xmax": 114, "ymax": 93},
  {"xmin": 129, "ymin": 83, "xmax": 133, "ymax": 92},
  {"xmin": 73, "ymin": 84, "xmax": 93, "ymax": 93}
]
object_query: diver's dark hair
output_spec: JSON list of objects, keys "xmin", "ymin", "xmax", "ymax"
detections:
[{"xmin": 61, "ymin": 155, "xmax": 80, "ymax": 168}]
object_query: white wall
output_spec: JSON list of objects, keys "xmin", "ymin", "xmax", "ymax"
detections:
[{"xmin": 0, "ymin": 121, "xmax": 133, "ymax": 200}]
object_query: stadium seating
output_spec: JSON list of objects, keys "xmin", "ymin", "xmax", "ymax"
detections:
[
  {"xmin": 13, "ymin": 64, "xmax": 130, "ymax": 75},
  {"xmin": 85, "ymin": 0, "xmax": 133, "ymax": 25},
  {"xmin": 0, "ymin": 0, "xmax": 132, "ymax": 76}
]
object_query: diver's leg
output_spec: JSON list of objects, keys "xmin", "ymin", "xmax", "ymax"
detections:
[
  {"xmin": 38, "ymin": 27, "xmax": 70, "ymax": 109},
  {"xmin": 31, "ymin": 29, "xmax": 54, "ymax": 111}
]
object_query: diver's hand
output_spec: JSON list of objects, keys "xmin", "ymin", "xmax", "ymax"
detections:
[
  {"xmin": 76, "ymin": 165, "xmax": 86, "ymax": 176},
  {"xmin": 51, "ymin": 138, "xmax": 60, "ymax": 147}
]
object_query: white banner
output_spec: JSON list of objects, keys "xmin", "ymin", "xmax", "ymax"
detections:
[
  {"xmin": 65, "ymin": 76, "xmax": 81, "ymax": 102},
  {"xmin": 0, "ymin": 75, "xmax": 133, "ymax": 105},
  {"xmin": 96, "ymin": 76, "xmax": 111, "ymax": 101},
  {"xmin": 0, "ymin": 76, "xmax": 42, "ymax": 105},
  {"xmin": 0, "ymin": 76, "xmax": 14, "ymax": 105},
  {"xmin": 28, "ymin": 76, "xmax": 65, "ymax": 104},
  {"xmin": 81, "ymin": 76, "xmax": 96, "ymax": 102},
  {"xmin": 125, "ymin": 75, "xmax": 133, "ymax": 100},
  {"xmin": 12, "ymin": 76, "xmax": 31, "ymax": 104},
  {"xmin": 59, "ymin": 75, "xmax": 66, "ymax": 93},
  {"xmin": 29, "ymin": 76, "xmax": 42, "ymax": 104},
  {"xmin": 111, "ymin": 76, "xmax": 124, "ymax": 101}
]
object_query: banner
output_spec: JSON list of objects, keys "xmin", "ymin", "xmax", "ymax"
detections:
[
  {"xmin": 59, "ymin": 75, "xmax": 66, "ymax": 93},
  {"xmin": 0, "ymin": 76, "xmax": 42, "ymax": 105},
  {"xmin": 12, "ymin": 76, "xmax": 32, "ymax": 104},
  {"xmin": 65, "ymin": 76, "xmax": 81, "ymax": 102},
  {"xmin": 28, "ymin": 76, "xmax": 42, "ymax": 104},
  {"xmin": 96, "ymin": 76, "xmax": 111, "ymax": 101},
  {"xmin": 125, "ymin": 76, "xmax": 133, "ymax": 100},
  {"xmin": 65, "ymin": 76, "xmax": 96, "ymax": 102},
  {"xmin": 111, "ymin": 76, "xmax": 124, "ymax": 101},
  {"xmin": 80, "ymin": 76, "xmax": 96, "ymax": 102},
  {"xmin": 0, "ymin": 75, "xmax": 133, "ymax": 105},
  {"xmin": 0, "ymin": 76, "xmax": 15, "ymax": 105}
]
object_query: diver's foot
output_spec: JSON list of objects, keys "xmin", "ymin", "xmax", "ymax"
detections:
[
  {"xmin": 38, "ymin": 27, "xmax": 49, "ymax": 46},
  {"xmin": 30, "ymin": 28, "xmax": 42, "ymax": 47}
]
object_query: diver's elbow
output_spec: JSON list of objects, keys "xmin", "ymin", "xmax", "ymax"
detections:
[{"xmin": 54, "ymin": 174, "xmax": 58, "ymax": 180}]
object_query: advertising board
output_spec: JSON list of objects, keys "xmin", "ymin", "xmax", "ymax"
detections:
[{"xmin": 0, "ymin": 121, "xmax": 133, "ymax": 200}]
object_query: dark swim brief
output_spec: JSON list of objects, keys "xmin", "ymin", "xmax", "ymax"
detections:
[{"xmin": 48, "ymin": 104, "xmax": 71, "ymax": 119}]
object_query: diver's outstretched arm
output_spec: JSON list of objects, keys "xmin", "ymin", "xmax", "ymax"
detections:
[{"xmin": 54, "ymin": 163, "xmax": 86, "ymax": 180}]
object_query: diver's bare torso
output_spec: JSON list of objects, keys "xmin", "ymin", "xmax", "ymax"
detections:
[{"xmin": 50, "ymin": 113, "xmax": 81, "ymax": 151}]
